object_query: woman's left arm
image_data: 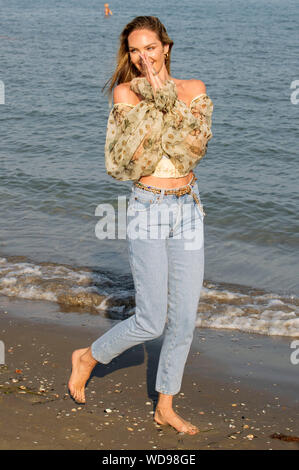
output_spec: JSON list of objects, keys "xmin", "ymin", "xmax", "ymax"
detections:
[{"xmin": 161, "ymin": 92, "xmax": 214, "ymax": 174}]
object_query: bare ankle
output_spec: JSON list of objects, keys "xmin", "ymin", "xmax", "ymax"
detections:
[
  {"xmin": 156, "ymin": 393, "xmax": 174, "ymax": 410},
  {"xmin": 156, "ymin": 405, "xmax": 174, "ymax": 414},
  {"xmin": 81, "ymin": 348, "xmax": 98, "ymax": 367}
]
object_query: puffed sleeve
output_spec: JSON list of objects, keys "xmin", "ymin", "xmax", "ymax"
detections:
[
  {"xmin": 105, "ymin": 100, "xmax": 164, "ymax": 181},
  {"xmin": 130, "ymin": 76, "xmax": 178, "ymax": 113},
  {"xmin": 161, "ymin": 93, "xmax": 214, "ymax": 174}
]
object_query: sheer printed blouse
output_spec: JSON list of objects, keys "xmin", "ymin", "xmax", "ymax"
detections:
[{"xmin": 105, "ymin": 77, "xmax": 213, "ymax": 181}]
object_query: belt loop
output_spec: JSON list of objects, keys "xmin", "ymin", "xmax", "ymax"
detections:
[
  {"xmin": 186, "ymin": 177, "xmax": 193, "ymax": 198},
  {"xmin": 159, "ymin": 188, "xmax": 165, "ymax": 203},
  {"xmin": 187, "ymin": 175, "xmax": 205, "ymax": 217}
]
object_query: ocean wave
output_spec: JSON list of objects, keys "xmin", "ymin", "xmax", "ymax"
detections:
[{"xmin": 0, "ymin": 255, "xmax": 298, "ymax": 337}]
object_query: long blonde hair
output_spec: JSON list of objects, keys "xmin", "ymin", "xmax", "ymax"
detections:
[{"xmin": 102, "ymin": 16, "xmax": 174, "ymax": 106}]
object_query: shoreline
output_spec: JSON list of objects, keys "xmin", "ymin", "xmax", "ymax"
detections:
[{"xmin": 0, "ymin": 296, "xmax": 299, "ymax": 450}]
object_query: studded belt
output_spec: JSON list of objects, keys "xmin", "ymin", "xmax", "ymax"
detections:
[{"xmin": 133, "ymin": 174, "xmax": 205, "ymax": 216}]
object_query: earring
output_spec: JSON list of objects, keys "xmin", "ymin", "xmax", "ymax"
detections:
[{"xmin": 164, "ymin": 52, "xmax": 169, "ymax": 59}]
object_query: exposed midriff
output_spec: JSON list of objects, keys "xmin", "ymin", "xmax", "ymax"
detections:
[{"xmin": 138, "ymin": 170, "xmax": 194, "ymax": 188}]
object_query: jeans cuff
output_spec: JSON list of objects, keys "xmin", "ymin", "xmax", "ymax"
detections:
[{"xmin": 155, "ymin": 386, "xmax": 180, "ymax": 396}]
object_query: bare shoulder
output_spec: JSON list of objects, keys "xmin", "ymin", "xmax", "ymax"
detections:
[
  {"xmin": 113, "ymin": 82, "xmax": 141, "ymax": 106},
  {"xmin": 172, "ymin": 78, "xmax": 207, "ymax": 104},
  {"xmin": 187, "ymin": 79, "xmax": 207, "ymax": 96}
]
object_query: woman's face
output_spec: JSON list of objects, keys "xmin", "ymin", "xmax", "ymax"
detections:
[{"xmin": 127, "ymin": 29, "xmax": 169, "ymax": 76}]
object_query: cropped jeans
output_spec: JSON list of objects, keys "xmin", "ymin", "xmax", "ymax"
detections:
[{"xmin": 91, "ymin": 178, "xmax": 205, "ymax": 396}]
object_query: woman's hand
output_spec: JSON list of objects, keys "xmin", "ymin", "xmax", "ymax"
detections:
[{"xmin": 138, "ymin": 52, "xmax": 164, "ymax": 95}]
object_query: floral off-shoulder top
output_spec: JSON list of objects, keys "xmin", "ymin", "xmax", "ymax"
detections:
[{"xmin": 105, "ymin": 77, "xmax": 213, "ymax": 181}]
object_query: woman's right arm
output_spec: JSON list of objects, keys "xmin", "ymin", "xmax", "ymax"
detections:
[{"xmin": 105, "ymin": 84, "xmax": 163, "ymax": 181}]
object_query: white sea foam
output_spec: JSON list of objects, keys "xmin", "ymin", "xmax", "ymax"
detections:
[{"xmin": 0, "ymin": 257, "xmax": 298, "ymax": 337}]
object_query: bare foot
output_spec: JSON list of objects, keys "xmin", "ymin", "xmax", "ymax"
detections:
[
  {"xmin": 154, "ymin": 407, "xmax": 199, "ymax": 435},
  {"xmin": 68, "ymin": 347, "xmax": 97, "ymax": 404}
]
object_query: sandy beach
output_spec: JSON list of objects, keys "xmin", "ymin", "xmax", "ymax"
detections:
[{"xmin": 0, "ymin": 294, "xmax": 298, "ymax": 450}]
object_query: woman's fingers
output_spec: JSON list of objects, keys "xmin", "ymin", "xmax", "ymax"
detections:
[
  {"xmin": 138, "ymin": 52, "xmax": 164, "ymax": 94},
  {"xmin": 139, "ymin": 54, "xmax": 150, "ymax": 80},
  {"xmin": 139, "ymin": 53, "xmax": 155, "ymax": 89},
  {"xmin": 144, "ymin": 53, "xmax": 158, "ymax": 79},
  {"xmin": 141, "ymin": 53, "xmax": 163, "ymax": 91}
]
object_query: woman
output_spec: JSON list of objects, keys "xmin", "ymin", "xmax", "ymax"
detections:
[{"xmin": 68, "ymin": 16, "xmax": 213, "ymax": 435}]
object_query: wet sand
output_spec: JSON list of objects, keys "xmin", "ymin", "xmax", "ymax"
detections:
[{"xmin": 0, "ymin": 295, "xmax": 299, "ymax": 450}]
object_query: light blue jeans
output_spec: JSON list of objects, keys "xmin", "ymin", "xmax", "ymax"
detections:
[{"xmin": 91, "ymin": 178, "xmax": 204, "ymax": 395}]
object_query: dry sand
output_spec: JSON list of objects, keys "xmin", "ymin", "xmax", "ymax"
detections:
[{"xmin": 0, "ymin": 295, "xmax": 298, "ymax": 450}]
